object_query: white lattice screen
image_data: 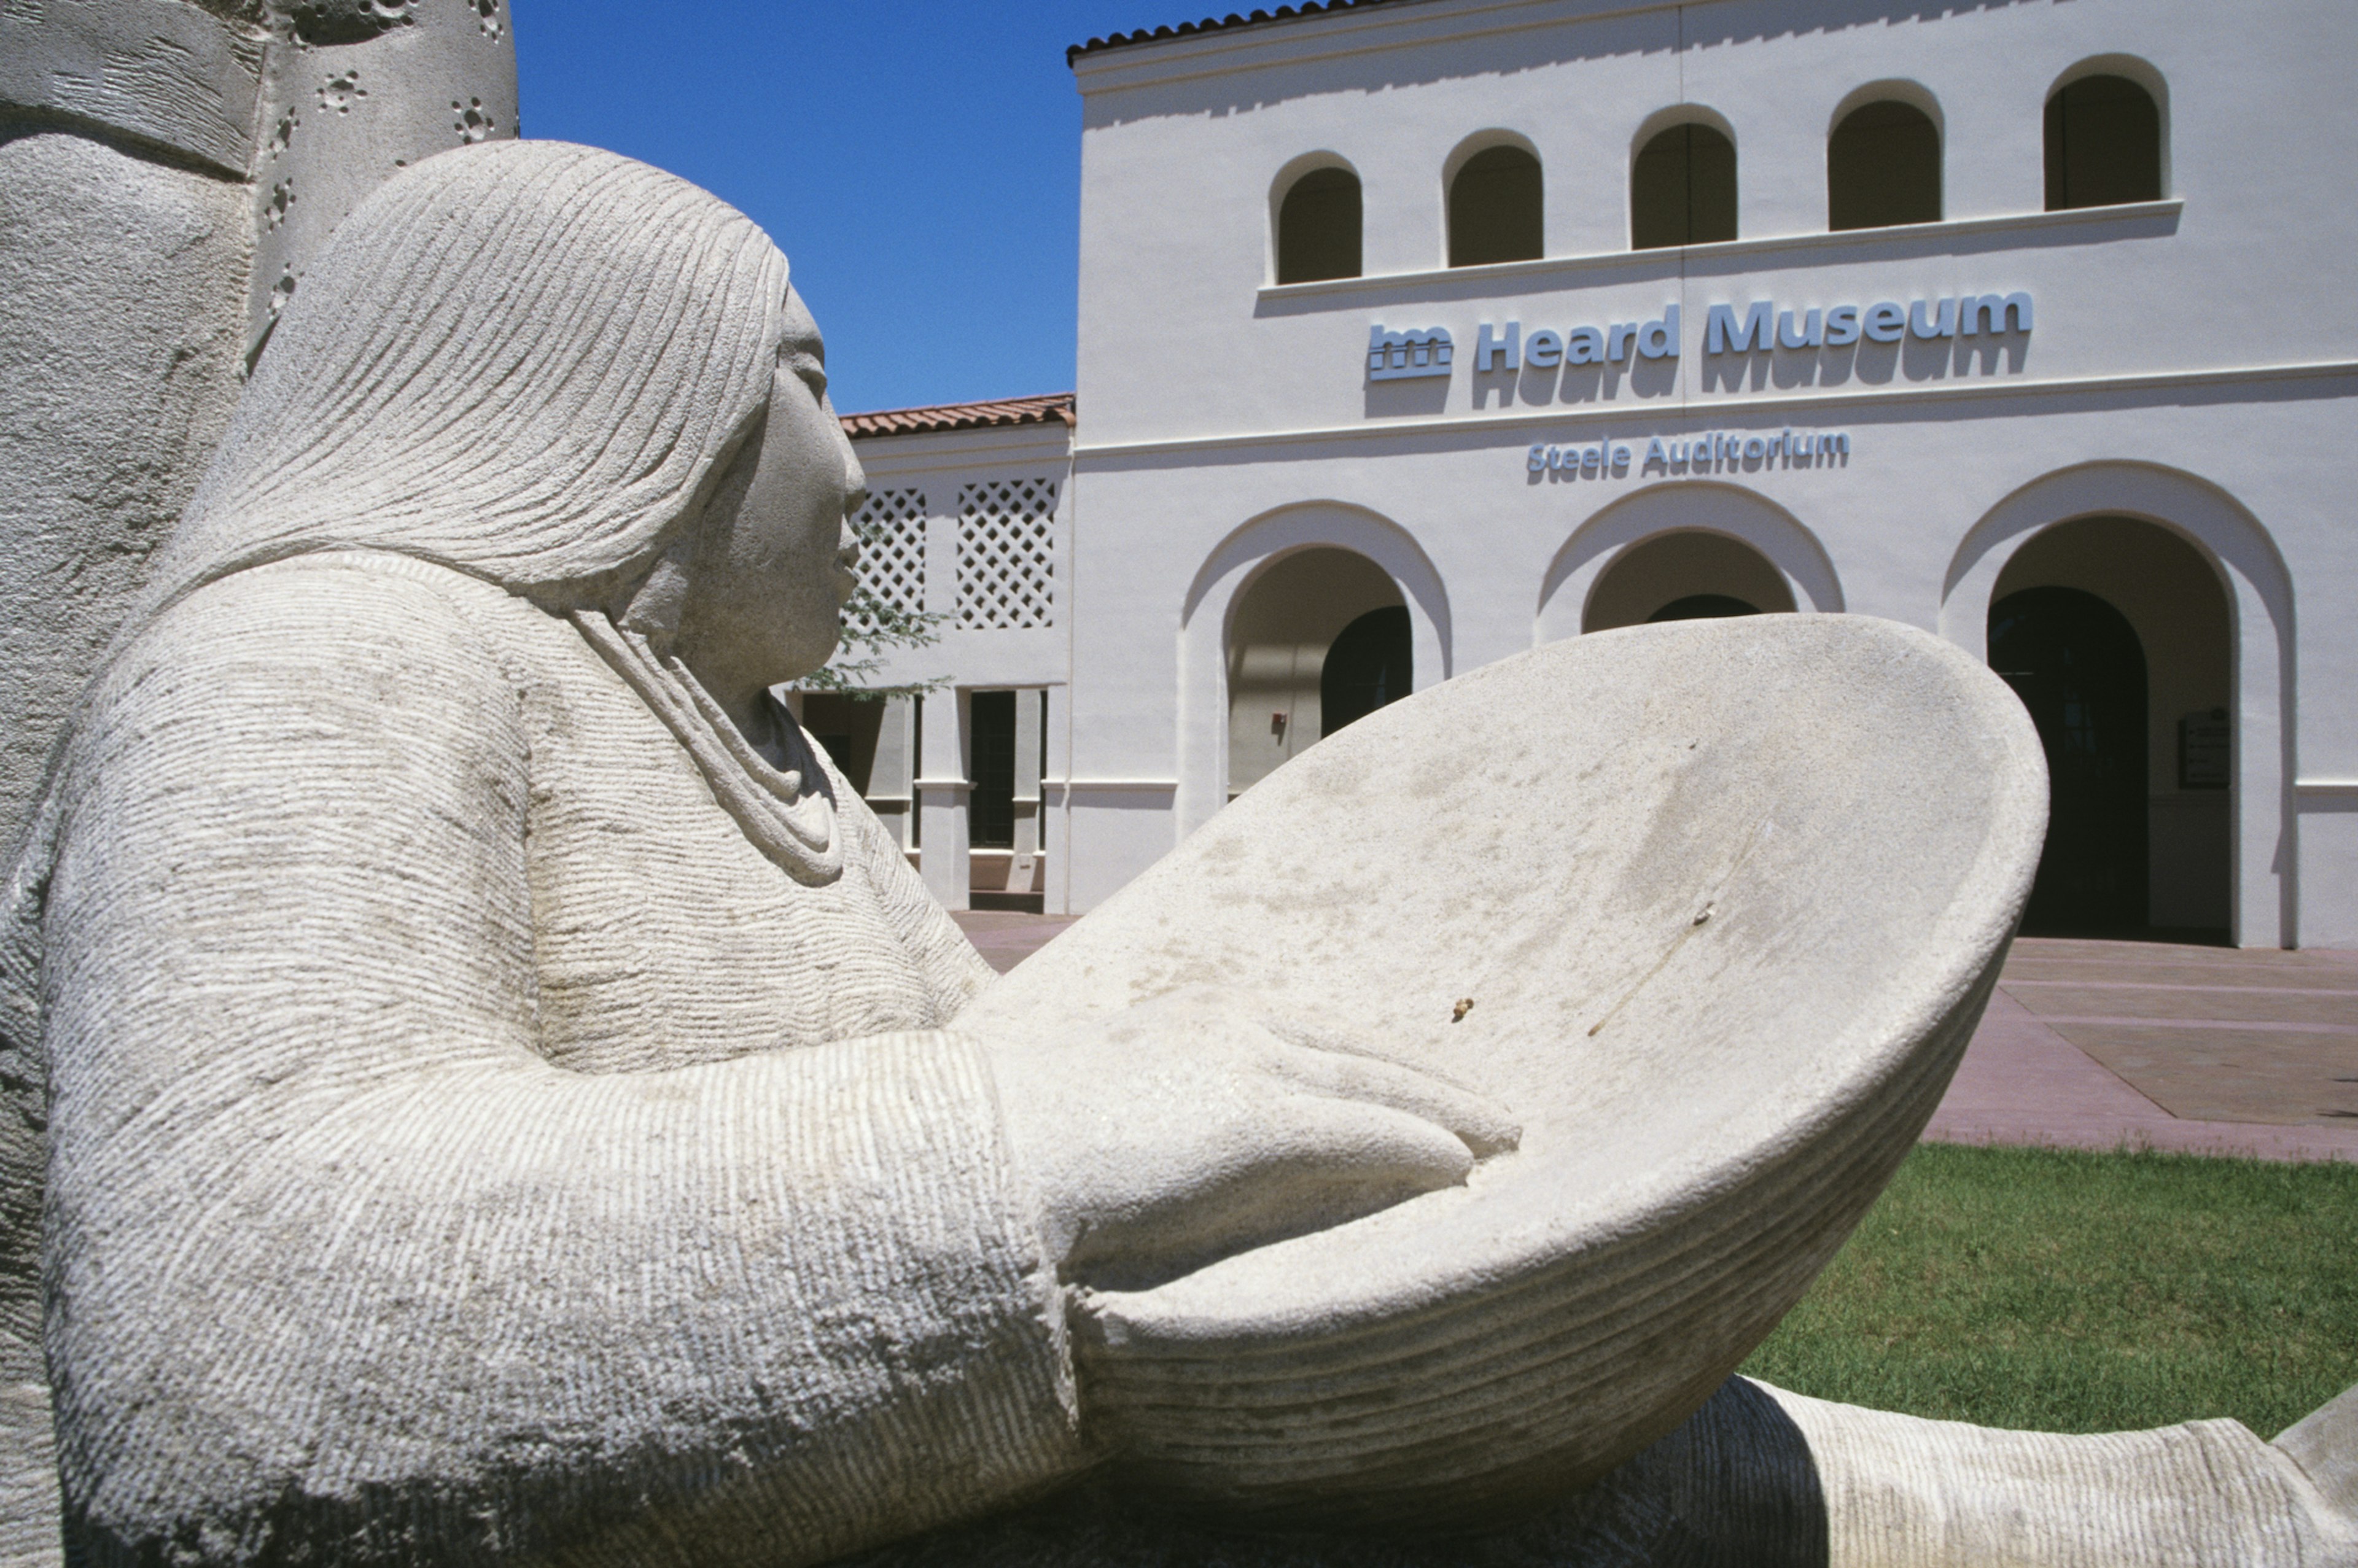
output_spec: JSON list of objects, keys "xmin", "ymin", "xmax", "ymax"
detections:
[
  {"xmin": 957, "ymin": 479, "xmax": 1057, "ymax": 630},
  {"xmin": 850, "ymin": 487, "xmax": 926, "ymax": 630}
]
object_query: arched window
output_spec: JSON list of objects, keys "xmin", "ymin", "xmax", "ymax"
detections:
[
  {"xmin": 1448, "ymin": 145, "xmax": 1542, "ymax": 267},
  {"xmin": 2044, "ymin": 74, "xmax": 2162, "ymax": 210},
  {"xmin": 1630, "ymin": 122, "xmax": 1737, "ymax": 249},
  {"xmin": 1275, "ymin": 166, "xmax": 1362, "ymax": 284},
  {"xmin": 1827, "ymin": 99, "xmax": 1941, "ymax": 230}
]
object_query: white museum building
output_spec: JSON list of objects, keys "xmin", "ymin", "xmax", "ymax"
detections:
[{"xmin": 826, "ymin": 0, "xmax": 2358, "ymax": 949}]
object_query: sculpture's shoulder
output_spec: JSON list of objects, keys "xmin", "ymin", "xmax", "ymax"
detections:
[
  {"xmin": 73, "ymin": 553, "xmax": 559, "ymax": 805},
  {"xmin": 102, "ymin": 552, "xmax": 551, "ymax": 707}
]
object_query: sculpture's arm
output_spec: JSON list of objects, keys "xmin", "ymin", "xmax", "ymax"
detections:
[{"xmin": 41, "ymin": 559, "xmax": 1081, "ymax": 1567}]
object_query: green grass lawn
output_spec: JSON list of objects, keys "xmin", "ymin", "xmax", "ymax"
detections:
[{"xmin": 1738, "ymin": 1141, "xmax": 2358, "ymax": 1438}]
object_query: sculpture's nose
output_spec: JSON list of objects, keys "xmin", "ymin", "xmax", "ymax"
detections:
[{"xmin": 838, "ymin": 430, "xmax": 868, "ymax": 521}]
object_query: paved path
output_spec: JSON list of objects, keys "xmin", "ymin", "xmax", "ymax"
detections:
[
  {"xmin": 1926, "ymin": 936, "xmax": 2358, "ymax": 1163},
  {"xmin": 949, "ymin": 915, "xmax": 2358, "ymax": 1163}
]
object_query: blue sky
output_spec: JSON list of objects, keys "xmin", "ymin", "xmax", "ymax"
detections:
[{"xmin": 513, "ymin": 2, "xmax": 1197, "ymax": 415}]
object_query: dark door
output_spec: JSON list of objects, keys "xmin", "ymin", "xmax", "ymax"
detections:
[
  {"xmin": 968, "ymin": 690, "xmax": 1015, "ymax": 848},
  {"xmin": 1990, "ymin": 586, "xmax": 2149, "ymax": 932},
  {"xmin": 1320, "ymin": 606, "xmax": 1412, "ymax": 737}
]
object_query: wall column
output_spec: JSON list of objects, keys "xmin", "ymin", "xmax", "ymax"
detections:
[
  {"xmin": 1008, "ymin": 689, "xmax": 1045, "ymax": 896},
  {"xmin": 916, "ymin": 688, "xmax": 971, "ymax": 909},
  {"xmin": 866, "ymin": 694, "xmax": 916, "ymax": 852}
]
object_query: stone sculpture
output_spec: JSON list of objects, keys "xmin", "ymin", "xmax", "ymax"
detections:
[
  {"xmin": 1, "ymin": 139, "xmax": 2349, "ymax": 1567},
  {"xmin": 1, "ymin": 0, "xmax": 519, "ymax": 855},
  {"xmin": 2, "ymin": 11, "xmax": 516, "ymax": 1551}
]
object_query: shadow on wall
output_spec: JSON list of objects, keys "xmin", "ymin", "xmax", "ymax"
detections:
[
  {"xmin": 1697, "ymin": 328, "xmax": 2030, "ymax": 394},
  {"xmin": 1226, "ymin": 548, "xmax": 1404, "ymax": 798},
  {"xmin": 1473, "ymin": 350, "xmax": 1681, "ymax": 409},
  {"xmin": 1586, "ymin": 530, "xmax": 1798, "ymax": 633}
]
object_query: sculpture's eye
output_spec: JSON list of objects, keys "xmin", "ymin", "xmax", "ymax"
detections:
[{"xmin": 785, "ymin": 352, "xmax": 828, "ymax": 405}]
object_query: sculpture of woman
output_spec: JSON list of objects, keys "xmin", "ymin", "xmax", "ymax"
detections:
[
  {"xmin": 6, "ymin": 139, "xmax": 2350, "ymax": 1568},
  {"xmin": 0, "ymin": 141, "xmax": 1511, "ymax": 1566}
]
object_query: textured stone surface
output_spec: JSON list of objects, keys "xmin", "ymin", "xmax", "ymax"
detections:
[
  {"xmin": 853, "ymin": 1375, "xmax": 2357, "ymax": 1567},
  {"xmin": 0, "ymin": 136, "xmax": 249, "ymax": 1562},
  {"xmin": 0, "ymin": 132, "xmax": 249, "ymax": 861},
  {"xmin": 4, "ymin": 14, "xmax": 508, "ymax": 1545},
  {"xmin": 244, "ymin": 0, "xmax": 518, "ymax": 359},
  {"xmin": 965, "ymin": 614, "xmax": 2050, "ymax": 1523},
  {"xmin": 2279, "ymin": 1382, "xmax": 2358, "ymax": 1527},
  {"xmin": 1, "ymin": 0, "xmax": 521, "ymax": 866},
  {"xmin": 0, "ymin": 0, "xmax": 265, "ymax": 176}
]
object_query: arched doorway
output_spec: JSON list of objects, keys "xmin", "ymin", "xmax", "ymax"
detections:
[
  {"xmin": 1584, "ymin": 530, "xmax": 1796, "ymax": 633},
  {"xmin": 1226, "ymin": 548, "xmax": 1406, "ymax": 798},
  {"xmin": 1991, "ymin": 587, "xmax": 2149, "ymax": 931},
  {"xmin": 1988, "ymin": 516, "xmax": 2232, "ymax": 937}
]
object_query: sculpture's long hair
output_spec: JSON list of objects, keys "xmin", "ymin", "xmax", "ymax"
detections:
[
  {"xmin": 0, "ymin": 143, "xmax": 791, "ymax": 1488},
  {"xmin": 147, "ymin": 138, "xmax": 790, "ymax": 619}
]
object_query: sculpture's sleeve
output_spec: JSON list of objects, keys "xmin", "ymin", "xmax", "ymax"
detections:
[
  {"xmin": 39, "ymin": 561, "xmax": 1083, "ymax": 1567},
  {"xmin": 828, "ymin": 744, "xmax": 998, "ymax": 1021}
]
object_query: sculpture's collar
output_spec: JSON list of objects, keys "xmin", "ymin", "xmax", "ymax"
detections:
[{"xmin": 570, "ymin": 611, "xmax": 844, "ymax": 886}]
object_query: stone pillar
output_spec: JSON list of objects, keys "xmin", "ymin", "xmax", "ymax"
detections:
[
  {"xmin": 0, "ymin": 0, "xmax": 519, "ymax": 862},
  {"xmin": 246, "ymin": 0, "xmax": 520, "ymax": 362}
]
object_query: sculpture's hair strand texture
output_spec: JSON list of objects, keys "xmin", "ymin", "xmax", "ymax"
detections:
[{"xmin": 151, "ymin": 141, "xmax": 790, "ymax": 615}]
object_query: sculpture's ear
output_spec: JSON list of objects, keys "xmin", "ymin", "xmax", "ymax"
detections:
[
  {"xmin": 616, "ymin": 538, "xmax": 695, "ymax": 649},
  {"xmin": 613, "ymin": 409, "xmax": 768, "ymax": 644}
]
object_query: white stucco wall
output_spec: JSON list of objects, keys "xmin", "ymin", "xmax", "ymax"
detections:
[
  {"xmin": 1060, "ymin": 0, "xmax": 2356, "ymax": 944},
  {"xmin": 842, "ymin": 421, "xmax": 1076, "ymax": 910}
]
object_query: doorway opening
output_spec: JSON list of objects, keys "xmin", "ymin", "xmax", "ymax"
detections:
[
  {"xmin": 1226, "ymin": 548, "xmax": 1406, "ymax": 799},
  {"xmin": 967, "ymin": 688, "xmax": 1049, "ymax": 912},
  {"xmin": 1990, "ymin": 516, "xmax": 2232, "ymax": 939}
]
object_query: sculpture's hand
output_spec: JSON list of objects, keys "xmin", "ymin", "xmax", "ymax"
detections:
[{"xmin": 982, "ymin": 987, "xmax": 1518, "ymax": 1290}]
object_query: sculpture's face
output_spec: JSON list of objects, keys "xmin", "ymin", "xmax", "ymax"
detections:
[{"xmin": 679, "ymin": 286, "xmax": 866, "ymax": 688}]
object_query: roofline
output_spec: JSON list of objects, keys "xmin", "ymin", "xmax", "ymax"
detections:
[
  {"xmin": 839, "ymin": 392, "xmax": 1076, "ymax": 441},
  {"xmin": 1066, "ymin": 1, "xmax": 1410, "ymax": 68}
]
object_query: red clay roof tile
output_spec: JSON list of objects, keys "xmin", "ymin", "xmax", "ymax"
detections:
[
  {"xmin": 1067, "ymin": 2, "xmax": 1406, "ymax": 66},
  {"xmin": 839, "ymin": 393, "xmax": 1076, "ymax": 440}
]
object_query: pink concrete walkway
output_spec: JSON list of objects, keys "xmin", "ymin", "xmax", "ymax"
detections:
[
  {"xmin": 950, "ymin": 915, "xmax": 2358, "ymax": 1164},
  {"xmin": 1926, "ymin": 936, "xmax": 2358, "ymax": 1163}
]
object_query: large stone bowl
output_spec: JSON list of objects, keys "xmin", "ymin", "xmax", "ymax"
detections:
[{"xmin": 960, "ymin": 615, "xmax": 2048, "ymax": 1526}]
